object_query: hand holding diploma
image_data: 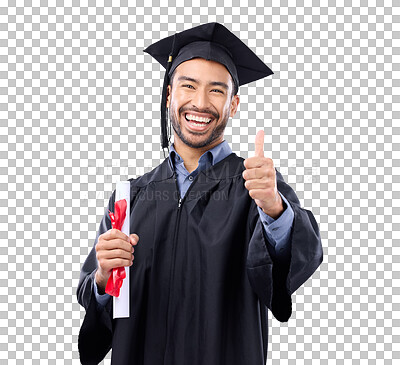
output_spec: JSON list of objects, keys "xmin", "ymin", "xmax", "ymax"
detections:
[{"xmin": 95, "ymin": 229, "xmax": 139, "ymax": 294}]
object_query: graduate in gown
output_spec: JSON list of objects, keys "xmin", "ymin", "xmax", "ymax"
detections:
[{"xmin": 76, "ymin": 22, "xmax": 323, "ymax": 365}]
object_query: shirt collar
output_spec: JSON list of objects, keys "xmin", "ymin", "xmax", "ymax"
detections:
[{"xmin": 169, "ymin": 140, "xmax": 232, "ymax": 170}]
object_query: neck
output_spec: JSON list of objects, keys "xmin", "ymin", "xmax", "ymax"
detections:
[{"xmin": 173, "ymin": 136, "xmax": 224, "ymax": 173}]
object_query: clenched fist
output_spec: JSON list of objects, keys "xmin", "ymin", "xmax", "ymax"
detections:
[
  {"xmin": 95, "ymin": 229, "xmax": 139, "ymax": 294},
  {"xmin": 242, "ymin": 130, "xmax": 284, "ymax": 219}
]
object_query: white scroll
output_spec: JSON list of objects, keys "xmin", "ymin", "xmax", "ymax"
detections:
[{"xmin": 113, "ymin": 181, "xmax": 130, "ymax": 318}]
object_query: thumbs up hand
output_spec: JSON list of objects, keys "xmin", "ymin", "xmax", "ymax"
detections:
[{"xmin": 242, "ymin": 130, "xmax": 284, "ymax": 219}]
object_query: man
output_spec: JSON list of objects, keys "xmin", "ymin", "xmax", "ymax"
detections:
[{"xmin": 77, "ymin": 22, "xmax": 323, "ymax": 365}]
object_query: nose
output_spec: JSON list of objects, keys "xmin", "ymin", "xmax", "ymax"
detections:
[{"xmin": 191, "ymin": 88, "xmax": 211, "ymax": 110}]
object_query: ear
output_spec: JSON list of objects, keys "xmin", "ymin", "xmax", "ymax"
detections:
[
  {"xmin": 229, "ymin": 94, "xmax": 240, "ymax": 118},
  {"xmin": 166, "ymin": 85, "xmax": 171, "ymax": 108}
]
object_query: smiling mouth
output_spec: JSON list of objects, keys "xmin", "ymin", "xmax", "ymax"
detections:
[{"xmin": 183, "ymin": 113, "xmax": 215, "ymax": 128}]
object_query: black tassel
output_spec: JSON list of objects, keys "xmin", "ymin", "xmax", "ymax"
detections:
[
  {"xmin": 160, "ymin": 65, "xmax": 170, "ymax": 150},
  {"xmin": 160, "ymin": 34, "xmax": 177, "ymax": 152}
]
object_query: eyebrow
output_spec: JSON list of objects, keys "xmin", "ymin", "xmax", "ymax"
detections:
[{"xmin": 176, "ymin": 76, "xmax": 229, "ymax": 90}]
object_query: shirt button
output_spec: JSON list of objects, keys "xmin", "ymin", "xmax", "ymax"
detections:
[{"xmin": 188, "ymin": 176, "xmax": 194, "ymax": 181}]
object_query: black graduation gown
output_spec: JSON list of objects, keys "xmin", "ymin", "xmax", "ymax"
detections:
[{"xmin": 76, "ymin": 152, "xmax": 323, "ymax": 365}]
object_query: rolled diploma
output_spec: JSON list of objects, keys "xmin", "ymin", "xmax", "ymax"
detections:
[{"xmin": 113, "ymin": 181, "xmax": 130, "ymax": 318}]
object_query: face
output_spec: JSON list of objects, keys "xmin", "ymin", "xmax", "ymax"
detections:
[{"xmin": 166, "ymin": 58, "xmax": 239, "ymax": 149}]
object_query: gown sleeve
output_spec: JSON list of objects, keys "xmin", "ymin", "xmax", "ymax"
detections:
[{"xmin": 246, "ymin": 168, "xmax": 323, "ymax": 323}]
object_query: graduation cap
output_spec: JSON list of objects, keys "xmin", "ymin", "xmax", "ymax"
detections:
[{"xmin": 143, "ymin": 22, "xmax": 274, "ymax": 152}]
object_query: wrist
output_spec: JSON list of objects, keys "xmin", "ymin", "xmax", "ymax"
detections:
[
  {"xmin": 95, "ymin": 270, "xmax": 108, "ymax": 295},
  {"xmin": 261, "ymin": 194, "xmax": 285, "ymax": 219}
]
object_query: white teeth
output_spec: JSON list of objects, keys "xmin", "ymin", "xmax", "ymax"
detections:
[{"xmin": 185, "ymin": 114, "xmax": 212, "ymax": 123}]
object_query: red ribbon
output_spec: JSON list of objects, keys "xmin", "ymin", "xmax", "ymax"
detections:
[{"xmin": 105, "ymin": 199, "xmax": 128, "ymax": 297}]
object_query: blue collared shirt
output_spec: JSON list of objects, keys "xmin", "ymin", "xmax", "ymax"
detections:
[{"xmin": 94, "ymin": 140, "xmax": 294, "ymax": 306}]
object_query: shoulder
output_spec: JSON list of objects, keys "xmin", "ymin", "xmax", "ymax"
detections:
[
  {"xmin": 128, "ymin": 157, "xmax": 174, "ymax": 189},
  {"xmin": 202, "ymin": 152, "xmax": 245, "ymax": 180}
]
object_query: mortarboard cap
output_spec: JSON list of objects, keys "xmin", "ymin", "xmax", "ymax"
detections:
[{"xmin": 143, "ymin": 22, "xmax": 274, "ymax": 152}]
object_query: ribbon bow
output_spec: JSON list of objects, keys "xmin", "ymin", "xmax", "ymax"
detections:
[{"xmin": 105, "ymin": 199, "xmax": 128, "ymax": 297}]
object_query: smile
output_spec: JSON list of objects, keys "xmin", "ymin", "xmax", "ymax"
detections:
[
  {"xmin": 184, "ymin": 113, "xmax": 212, "ymax": 124},
  {"xmin": 182, "ymin": 112, "xmax": 216, "ymax": 132}
]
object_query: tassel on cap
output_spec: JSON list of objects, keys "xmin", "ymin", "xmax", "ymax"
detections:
[
  {"xmin": 160, "ymin": 57, "xmax": 171, "ymax": 150},
  {"xmin": 160, "ymin": 36, "xmax": 176, "ymax": 154}
]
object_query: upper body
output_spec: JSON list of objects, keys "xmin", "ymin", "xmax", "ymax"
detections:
[{"xmin": 77, "ymin": 147, "xmax": 323, "ymax": 365}]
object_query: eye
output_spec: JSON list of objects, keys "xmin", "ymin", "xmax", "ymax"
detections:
[
  {"xmin": 182, "ymin": 84, "xmax": 195, "ymax": 89},
  {"xmin": 211, "ymin": 89, "xmax": 223, "ymax": 93}
]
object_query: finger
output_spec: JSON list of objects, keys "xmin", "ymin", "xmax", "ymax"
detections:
[
  {"xmin": 97, "ymin": 238, "xmax": 132, "ymax": 253},
  {"xmin": 130, "ymin": 234, "xmax": 139, "ymax": 245},
  {"xmin": 249, "ymin": 189, "xmax": 279, "ymax": 205},
  {"xmin": 244, "ymin": 178, "xmax": 274, "ymax": 191},
  {"xmin": 254, "ymin": 129, "xmax": 265, "ymax": 158},
  {"xmin": 100, "ymin": 258, "xmax": 133, "ymax": 272},
  {"xmin": 242, "ymin": 166, "xmax": 273, "ymax": 181},
  {"xmin": 243, "ymin": 156, "xmax": 272, "ymax": 169},
  {"xmin": 97, "ymin": 248, "xmax": 134, "ymax": 262},
  {"xmin": 248, "ymin": 188, "xmax": 278, "ymax": 203},
  {"xmin": 102, "ymin": 228, "xmax": 130, "ymax": 243}
]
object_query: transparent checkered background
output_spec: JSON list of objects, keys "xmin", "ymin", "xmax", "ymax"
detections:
[{"xmin": 0, "ymin": 0, "xmax": 398, "ymax": 364}]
